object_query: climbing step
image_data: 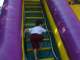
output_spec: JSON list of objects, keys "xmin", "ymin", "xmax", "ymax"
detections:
[
  {"xmin": 24, "ymin": 22, "xmax": 46, "ymax": 28},
  {"xmin": 25, "ymin": 17, "xmax": 44, "ymax": 19},
  {"xmin": 25, "ymin": 11, "xmax": 42, "ymax": 13},
  {"xmin": 40, "ymin": 57, "xmax": 54, "ymax": 60},
  {"xmin": 25, "ymin": 12, "xmax": 43, "ymax": 17},
  {"xmin": 24, "ymin": 19, "xmax": 45, "ymax": 24},
  {"xmin": 25, "ymin": 7, "xmax": 42, "ymax": 11},
  {"xmin": 24, "ymin": 3, "xmax": 41, "ymax": 6},
  {"xmin": 24, "ymin": 0, "xmax": 40, "ymax": 2},
  {"xmin": 27, "ymin": 48, "xmax": 52, "ymax": 52},
  {"xmin": 25, "ymin": 6, "xmax": 41, "ymax": 8}
]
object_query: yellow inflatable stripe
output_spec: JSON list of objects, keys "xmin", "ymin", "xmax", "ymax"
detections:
[
  {"xmin": 70, "ymin": 5, "xmax": 80, "ymax": 21},
  {"xmin": 42, "ymin": 0, "xmax": 69, "ymax": 60},
  {"xmin": 22, "ymin": 0, "xmax": 25, "ymax": 60}
]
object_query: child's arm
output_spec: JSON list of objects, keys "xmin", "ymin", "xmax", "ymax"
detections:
[
  {"xmin": 46, "ymin": 29, "xmax": 52, "ymax": 32},
  {"xmin": 24, "ymin": 29, "xmax": 29, "ymax": 33},
  {"xmin": 42, "ymin": 28, "xmax": 52, "ymax": 33}
]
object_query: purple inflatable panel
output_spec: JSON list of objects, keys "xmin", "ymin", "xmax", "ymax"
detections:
[
  {"xmin": 0, "ymin": 0, "xmax": 22, "ymax": 60},
  {"xmin": 47, "ymin": 0, "xmax": 80, "ymax": 60}
]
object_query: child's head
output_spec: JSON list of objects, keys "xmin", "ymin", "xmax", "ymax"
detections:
[{"xmin": 35, "ymin": 20, "xmax": 43, "ymax": 26}]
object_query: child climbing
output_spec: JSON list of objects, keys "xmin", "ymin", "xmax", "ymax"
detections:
[{"xmin": 25, "ymin": 20, "xmax": 47, "ymax": 60}]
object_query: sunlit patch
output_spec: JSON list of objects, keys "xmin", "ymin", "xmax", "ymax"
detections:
[
  {"xmin": 55, "ymin": 28, "xmax": 58, "ymax": 34},
  {"xmin": 5, "ymin": 5, "xmax": 14, "ymax": 10},
  {"xmin": 58, "ymin": 41, "xmax": 61, "ymax": 47},
  {"xmin": 62, "ymin": 27, "xmax": 66, "ymax": 33}
]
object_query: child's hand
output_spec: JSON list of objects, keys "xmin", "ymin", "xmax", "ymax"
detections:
[
  {"xmin": 24, "ymin": 29, "xmax": 28, "ymax": 33},
  {"xmin": 47, "ymin": 29, "xmax": 52, "ymax": 32}
]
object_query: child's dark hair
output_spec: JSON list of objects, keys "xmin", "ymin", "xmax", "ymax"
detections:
[{"xmin": 35, "ymin": 20, "xmax": 43, "ymax": 26}]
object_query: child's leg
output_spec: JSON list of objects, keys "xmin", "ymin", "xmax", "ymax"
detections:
[
  {"xmin": 32, "ymin": 41, "xmax": 39, "ymax": 60},
  {"xmin": 31, "ymin": 34, "xmax": 43, "ymax": 60},
  {"xmin": 33, "ymin": 48, "xmax": 38, "ymax": 60},
  {"xmin": 31, "ymin": 41, "xmax": 39, "ymax": 60}
]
